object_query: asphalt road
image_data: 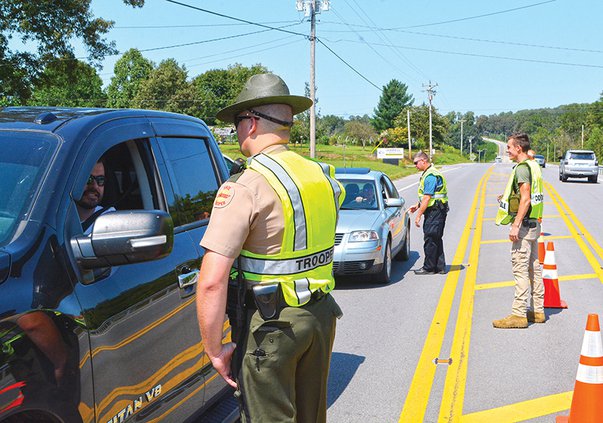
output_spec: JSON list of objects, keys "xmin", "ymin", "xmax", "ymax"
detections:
[{"xmin": 326, "ymin": 162, "xmax": 603, "ymax": 423}]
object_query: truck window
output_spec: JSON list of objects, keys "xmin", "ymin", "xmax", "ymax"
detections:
[{"xmin": 157, "ymin": 137, "xmax": 220, "ymax": 227}]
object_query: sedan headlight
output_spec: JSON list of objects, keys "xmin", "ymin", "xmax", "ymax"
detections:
[{"xmin": 349, "ymin": 230, "xmax": 379, "ymax": 242}]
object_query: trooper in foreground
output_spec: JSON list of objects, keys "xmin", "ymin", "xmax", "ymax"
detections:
[
  {"xmin": 196, "ymin": 73, "xmax": 344, "ymax": 422},
  {"xmin": 493, "ymin": 132, "xmax": 545, "ymax": 329}
]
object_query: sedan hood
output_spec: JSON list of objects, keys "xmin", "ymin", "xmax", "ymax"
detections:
[{"xmin": 336, "ymin": 210, "xmax": 380, "ymax": 233}]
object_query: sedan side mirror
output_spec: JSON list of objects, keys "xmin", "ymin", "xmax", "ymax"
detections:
[
  {"xmin": 384, "ymin": 198, "xmax": 404, "ymax": 208},
  {"xmin": 72, "ymin": 210, "xmax": 174, "ymax": 269}
]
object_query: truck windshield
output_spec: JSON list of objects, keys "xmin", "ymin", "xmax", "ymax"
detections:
[{"xmin": 0, "ymin": 132, "xmax": 56, "ymax": 247}]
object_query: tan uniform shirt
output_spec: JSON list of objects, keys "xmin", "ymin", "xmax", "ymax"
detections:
[{"xmin": 200, "ymin": 145, "xmax": 287, "ymax": 258}]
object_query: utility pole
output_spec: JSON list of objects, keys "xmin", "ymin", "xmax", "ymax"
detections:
[
  {"xmin": 459, "ymin": 118, "xmax": 465, "ymax": 156},
  {"xmin": 582, "ymin": 124, "xmax": 585, "ymax": 149},
  {"xmin": 423, "ymin": 81, "xmax": 437, "ymax": 160},
  {"xmin": 407, "ymin": 109, "xmax": 412, "ymax": 160},
  {"xmin": 469, "ymin": 136, "xmax": 474, "ymax": 161},
  {"xmin": 296, "ymin": 0, "xmax": 330, "ymax": 159}
]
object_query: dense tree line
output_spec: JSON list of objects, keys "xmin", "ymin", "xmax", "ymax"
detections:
[{"xmin": 1, "ymin": 1, "xmax": 602, "ymax": 159}]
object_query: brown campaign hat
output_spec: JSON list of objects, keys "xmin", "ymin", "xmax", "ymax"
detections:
[{"xmin": 216, "ymin": 73, "xmax": 313, "ymax": 123}]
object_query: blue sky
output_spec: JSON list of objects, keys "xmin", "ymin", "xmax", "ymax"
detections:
[{"xmin": 83, "ymin": 0, "xmax": 602, "ymax": 118}]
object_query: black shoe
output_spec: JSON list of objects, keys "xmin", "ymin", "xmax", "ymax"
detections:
[
  {"xmin": 414, "ymin": 268, "xmax": 435, "ymax": 275},
  {"xmin": 437, "ymin": 269, "xmax": 447, "ymax": 275}
]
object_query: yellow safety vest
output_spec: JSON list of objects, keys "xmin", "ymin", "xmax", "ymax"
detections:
[
  {"xmin": 238, "ymin": 148, "xmax": 344, "ymax": 306},
  {"xmin": 418, "ymin": 165, "xmax": 448, "ymax": 208},
  {"xmin": 495, "ymin": 160, "xmax": 544, "ymax": 225}
]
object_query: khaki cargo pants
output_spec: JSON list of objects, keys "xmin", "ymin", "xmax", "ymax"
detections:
[{"xmin": 511, "ymin": 221, "xmax": 544, "ymax": 316}]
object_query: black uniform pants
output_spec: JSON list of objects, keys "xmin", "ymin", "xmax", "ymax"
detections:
[{"xmin": 422, "ymin": 203, "xmax": 448, "ymax": 272}]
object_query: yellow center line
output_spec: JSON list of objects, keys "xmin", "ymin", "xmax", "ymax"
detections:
[
  {"xmin": 460, "ymin": 391, "xmax": 573, "ymax": 422},
  {"xmin": 545, "ymin": 182, "xmax": 603, "ymax": 284},
  {"xmin": 398, "ymin": 168, "xmax": 493, "ymax": 422},
  {"xmin": 438, "ymin": 165, "xmax": 490, "ymax": 421},
  {"xmin": 475, "ymin": 273, "xmax": 598, "ymax": 290}
]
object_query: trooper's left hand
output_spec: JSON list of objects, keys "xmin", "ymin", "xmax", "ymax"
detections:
[{"xmin": 210, "ymin": 342, "xmax": 238, "ymax": 389}]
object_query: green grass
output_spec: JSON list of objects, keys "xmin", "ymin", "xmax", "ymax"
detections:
[{"xmin": 219, "ymin": 142, "xmax": 468, "ymax": 180}]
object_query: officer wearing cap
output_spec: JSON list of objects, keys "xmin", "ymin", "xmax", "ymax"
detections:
[{"xmin": 196, "ymin": 73, "xmax": 344, "ymax": 422}]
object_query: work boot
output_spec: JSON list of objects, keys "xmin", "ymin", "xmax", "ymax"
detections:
[
  {"xmin": 527, "ymin": 311, "xmax": 546, "ymax": 323},
  {"xmin": 492, "ymin": 314, "xmax": 528, "ymax": 329}
]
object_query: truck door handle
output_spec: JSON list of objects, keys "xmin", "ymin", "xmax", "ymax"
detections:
[{"xmin": 178, "ymin": 268, "xmax": 199, "ymax": 289}]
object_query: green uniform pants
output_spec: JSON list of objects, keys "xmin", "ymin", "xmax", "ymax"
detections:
[{"xmin": 237, "ymin": 293, "xmax": 342, "ymax": 423}]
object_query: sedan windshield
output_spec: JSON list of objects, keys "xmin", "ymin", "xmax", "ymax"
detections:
[
  {"xmin": 340, "ymin": 179, "xmax": 378, "ymax": 210},
  {"xmin": 0, "ymin": 132, "xmax": 56, "ymax": 246}
]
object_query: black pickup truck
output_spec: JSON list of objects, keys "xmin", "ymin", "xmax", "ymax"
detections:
[{"xmin": 0, "ymin": 107, "xmax": 236, "ymax": 422}]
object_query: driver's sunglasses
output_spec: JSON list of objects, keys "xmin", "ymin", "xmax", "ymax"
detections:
[
  {"xmin": 413, "ymin": 159, "xmax": 424, "ymax": 165},
  {"xmin": 87, "ymin": 175, "xmax": 106, "ymax": 186}
]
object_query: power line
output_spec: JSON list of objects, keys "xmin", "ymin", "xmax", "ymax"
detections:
[
  {"xmin": 399, "ymin": 0, "xmax": 557, "ymax": 29},
  {"xmin": 320, "ymin": 23, "xmax": 603, "ymax": 55},
  {"xmin": 336, "ymin": 39, "xmax": 603, "ymax": 69},
  {"xmin": 136, "ymin": 24, "xmax": 300, "ymax": 53},
  {"xmin": 342, "ymin": 0, "xmax": 428, "ymax": 80},
  {"xmin": 114, "ymin": 20, "xmax": 300, "ymax": 29},
  {"xmin": 164, "ymin": 0, "xmax": 308, "ymax": 38},
  {"xmin": 316, "ymin": 38, "xmax": 382, "ymax": 91}
]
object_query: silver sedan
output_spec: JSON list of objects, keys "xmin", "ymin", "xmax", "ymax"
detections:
[{"xmin": 333, "ymin": 168, "xmax": 410, "ymax": 284}]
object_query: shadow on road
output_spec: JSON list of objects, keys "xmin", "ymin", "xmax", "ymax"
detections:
[
  {"xmin": 334, "ymin": 251, "xmax": 421, "ymax": 289},
  {"xmin": 327, "ymin": 352, "xmax": 365, "ymax": 407}
]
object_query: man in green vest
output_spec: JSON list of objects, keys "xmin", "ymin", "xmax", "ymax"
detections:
[
  {"xmin": 409, "ymin": 151, "xmax": 449, "ymax": 275},
  {"xmin": 196, "ymin": 73, "xmax": 344, "ymax": 422},
  {"xmin": 493, "ymin": 133, "xmax": 545, "ymax": 329}
]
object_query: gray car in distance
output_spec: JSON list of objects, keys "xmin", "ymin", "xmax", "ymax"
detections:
[
  {"xmin": 333, "ymin": 168, "xmax": 410, "ymax": 284},
  {"xmin": 559, "ymin": 149, "xmax": 598, "ymax": 183}
]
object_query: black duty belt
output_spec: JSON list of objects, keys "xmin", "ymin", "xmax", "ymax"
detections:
[
  {"xmin": 522, "ymin": 218, "xmax": 538, "ymax": 228},
  {"xmin": 244, "ymin": 287, "xmax": 326, "ymax": 310}
]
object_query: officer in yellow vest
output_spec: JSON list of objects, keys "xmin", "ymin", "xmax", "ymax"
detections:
[
  {"xmin": 409, "ymin": 151, "xmax": 449, "ymax": 275},
  {"xmin": 196, "ymin": 73, "xmax": 344, "ymax": 422},
  {"xmin": 493, "ymin": 133, "xmax": 545, "ymax": 329}
]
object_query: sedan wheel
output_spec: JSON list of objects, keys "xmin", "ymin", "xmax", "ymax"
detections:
[{"xmin": 376, "ymin": 239, "xmax": 392, "ymax": 284}]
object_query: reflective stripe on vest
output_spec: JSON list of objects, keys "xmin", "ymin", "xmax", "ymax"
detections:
[
  {"xmin": 240, "ymin": 149, "xmax": 344, "ymax": 306},
  {"xmin": 495, "ymin": 159, "xmax": 544, "ymax": 225},
  {"xmin": 418, "ymin": 165, "xmax": 448, "ymax": 208},
  {"xmin": 240, "ymin": 247, "xmax": 334, "ymax": 275},
  {"xmin": 253, "ymin": 154, "xmax": 308, "ymax": 251}
]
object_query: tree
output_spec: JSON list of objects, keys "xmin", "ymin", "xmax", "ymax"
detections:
[
  {"xmin": 29, "ymin": 57, "xmax": 105, "ymax": 107},
  {"xmin": 342, "ymin": 120, "xmax": 378, "ymax": 146},
  {"xmin": 371, "ymin": 79, "xmax": 414, "ymax": 132},
  {"xmin": 132, "ymin": 59, "xmax": 190, "ymax": 113},
  {"xmin": 106, "ymin": 49, "xmax": 154, "ymax": 108},
  {"xmin": 1, "ymin": 0, "xmax": 145, "ymax": 103},
  {"xmin": 191, "ymin": 63, "xmax": 268, "ymax": 125},
  {"xmin": 394, "ymin": 104, "xmax": 448, "ymax": 150}
]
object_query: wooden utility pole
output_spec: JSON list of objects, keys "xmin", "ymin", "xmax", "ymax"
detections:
[{"xmin": 423, "ymin": 81, "xmax": 437, "ymax": 160}]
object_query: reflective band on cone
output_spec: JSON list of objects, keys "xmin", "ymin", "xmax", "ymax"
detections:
[
  {"xmin": 543, "ymin": 241, "xmax": 568, "ymax": 309},
  {"xmin": 557, "ymin": 314, "xmax": 603, "ymax": 423}
]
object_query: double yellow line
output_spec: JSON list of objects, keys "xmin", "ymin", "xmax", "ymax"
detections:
[
  {"xmin": 399, "ymin": 171, "xmax": 603, "ymax": 422},
  {"xmin": 399, "ymin": 167, "xmax": 493, "ymax": 422}
]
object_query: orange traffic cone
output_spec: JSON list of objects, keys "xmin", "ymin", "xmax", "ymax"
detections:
[
  {"xmin": 538, "ymin": 229, "xmax": 546, "ymax": 264},
  {"xmin": 543, "ymin": 241, "xmax": 568, "ymax": 308},
  {"xmin": 557, "ymin": 314, "xmax": 603, "ymax": 422}
]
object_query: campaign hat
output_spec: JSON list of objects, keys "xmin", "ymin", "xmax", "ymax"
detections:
[{"xmin": 216, "ymin": 73, "xmax": 312, "ymax": 123}]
